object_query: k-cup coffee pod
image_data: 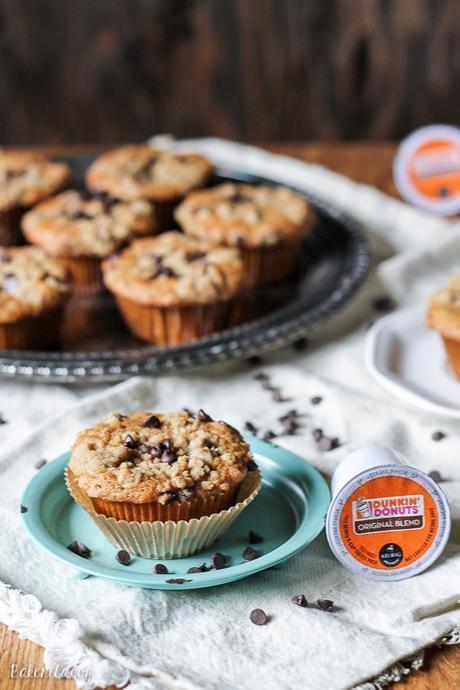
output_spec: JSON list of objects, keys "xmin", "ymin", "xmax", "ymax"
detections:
[
  {"xmin": 393, "ymin": 124, "xmax": 460, "ymax": 215},
  {"xmin": 326, "ymin": 447, "xmax": 451, "ymax": 581}
]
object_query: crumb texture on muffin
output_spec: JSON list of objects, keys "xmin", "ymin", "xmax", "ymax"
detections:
[
  {"xmin": 102, "ymin": 231, "xmax": 243, "ymax": 306},
  {"xmin": 22, "ymin": 189, "xmax": 156, "ymax": 258},
  {"xmin": 175, "ymin": 182, "xmax": 315, "ymax": 248},
  {"xmin": 69, "ymin": 411, "xmax": 253, "ymax": 504},
  {"xmin": 0, "ymin": 246, "xmax": 70, "ymax": 323},
  {"xmin": 86, "ymin": 145, "xmax": 214, "ymax": 201},
  {"xmin": 0, "ymin": 150, "xmax": 70, "ymax": 210},
  {"xmin": 427, "ymin": 274, "xmax": 460, "ymax": 339}
]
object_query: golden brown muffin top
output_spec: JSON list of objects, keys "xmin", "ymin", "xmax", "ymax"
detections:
[
  {"xmin": 22, "ymin": 189, "xmax": 157, "ymax": 258},
  {"xmin": 69, "ymin": 410, "xmax": 253, "ymax": 504},
  {"xmin": 427, "ymin": 274, "xmax": 460, "ymax": 340},
  {"xmin": 0, "ymin": 246, "xmax": 70, "ymax": 323},
  {"xmin": 102, "ymin": 231, "xmax": 243, "ymax": 306},
  {"xmin": 85, "ymin": 145, "xmax": 214, "ymax": 202},
  {"xmin": 175, "ymin": 182, "xmax": 315, "ymax": 249},
  {"xmin": 0, "ymin": 150, "xmax": 70, "ymax": 211}
]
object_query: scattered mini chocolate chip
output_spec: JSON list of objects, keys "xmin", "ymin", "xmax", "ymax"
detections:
[
  {"xmin": 292, "ymin": 594, "xmax": 308, "ymax": 607},
  {"xmin": 246, "ymin": 355, "xmax": 264, "ymax": 366},
  {"xmin": 211, "ymin": 552, "xmax": 226, "ymax": 570},
  {"xmin": 123, "ymin": 434, "xmax": 137, "ymax": 449},
  {"xmin": 166, "ymin": 578, "xmax": 191, "ymax": 584},
  {"xmin": 67, "ymin": 541, "xmax": 91, "ymax": 558},
  {"xmin": 156, "ymin": 265, "xmax": 176, "ymax": 278},
  {"xmin": 185, "ymin": 251, "xmax": 206, "ymax": 262},
  {"xmin": 428, "ymin": 470, "xmax": 442, "ymax": 483},
  {"xmin": 272, "ymin": 390, "xmax": 285, "ymax": 402},
  {"xmin": 281, "ymin": 419, "xmax": 297, "ymax": 435},
  {"xmin": 182, "ymin": 407, "xmax": 194, "ymax": 416},
  {"xmin": 142, "ymin": 414, "xmax": 161, "ymax": 428},
  {"xmin": 20, "ymin": 505, "xmax": 28, "ymax": 513},
  {"xmin": 432, "ymin": 431, "xmax": 446, "ymax": 442},
  {"xmin": 318, "ymin": 436, "xmax": 340, "ymax": 452},
  {"xmin": 261, "ymin": 380, "xmax": 276, "ymax": 391},
  {"xmin": 67, "ymin": 540, "xmax": 80, "ymax": 555},
  {"xmin": 250, "ymin": 608, "xmax": 268, "ymax": 625},
  {"xmin": 317, "ymin": 599, "xmax": 334, "ymax": 611},
  {"xmin": 372, "ymin": 296, "xmax": 394, "ymax": 313},
  {"xmin": 279, "ymin": 409, "xmax": 298, "ymax": 423},
  {"xmin": 247, "ymin": 460, "xmax": 259, "ymax": 471},
  {"xmin": 69, "ymin": 210, "xmax": 92, "ymax": 221},
  {"xmin": 162, "ymin": 439, "xmax": 172, "ymax": 449},
  {"xmin": 263, "ymin": 430, "xmax": 276, "ymax": 442},
  {"xmin": 249, "ymin": 530, "xmax": 264, "ymax": 544},
  {"xmin": 198, "ymin": 409, "xmax": 212, "ymax": 422},
  {"xmin": 243, "ymin": 546, "xmax": 260, "ymax": 561},
  {"xmin": 137, "ymin": 443, "xmax": 150, "ymax": 455},
  {"xmin": 149, "ymin": 443, "xmax": 164, "ymax": 458},
  {"xmin": 254, "ymin": 372, "xmax": 269, "ymax": 381},
  {"xmin": 311, "ymin": 396, "xmax": 323, "ymax": 405},
  {"xmin": 187, "ymin": 562, "xmax": 208, "ymax": 573},
  {"xmin": 0, "ymin": 414, "xmax": 6, "ymax": 425},
  {"xmin": 312, "ymin": 428, "xmax": 323, "ymax": 442},
  {"xmin": 116, "ymin": 549, "xmax": 131, "ymax": 565},
  {"xmin": 161, "ymin": 448, "xmax": 177, "ymax": 464},
  {"xmin": 244, "ymin": 421, "xmax": 258, "ymax": 434},
  {"xmin": 154, "ymin": 563, "xmax": 169, "ymax": 574},
  {"xmin": 292, "ymin": 337, "xmax": 308, "ymax": 351},
  {"xmin": 34, "ymin": 458, "xmax": 47, "ymax": 470}
]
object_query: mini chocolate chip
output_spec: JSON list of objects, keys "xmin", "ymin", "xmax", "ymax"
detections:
[
  {"xmin": 34, "ymin": 458, "xmax": 47, "ymax": 470},
  {"xmin": 279, "ymin": 410, "xmax": 298, "ymax": 422},
  {"xmin": 116, "ymin": 549, "xmax": 131, "ymax": 565},
  {"xmin": 312, "ymin": 428, "xmax": 323, "ymax": 442},
  {"xmin": 372, "ymin": 296, "xmax": 394, "ymax": 313},
  {"xmin": 77, "ymin": 543, "xmax": 92, "ymax": 558},
  {"xmin": 254, "ymin": 372, "xmax": 269, "ymax": 381},
  {"xmin": 272, "ymin": 390, "xmax": 284, "ymax": 402},
  {"xmin": 67, "ymin": 540, "xmax": 79, "ymax": 554},
  {"xmin": 177, "ymin": 488, "xmax": 194, "ymax": 502},
  {"xmin": 292, "ymin": 594, "xmax": 308, "ymax": 607},
  {"xmin": 243, "ymin": 546, "xmax": 260, "ymax": 561},
  {"xmin": 317, "ymin": 599, "xmax": 334, "ymax": 611},
  {"xmin": 156, "ymin": 265, "xmax": 176, "ymax": 278},
  {"xmin": 20, "ymin": 505, "xmax": 28, "ymax": 513},
  {"xmin": 432, "ymin": 431, "xmax": 446, "ymax": 442},
  {"xmin": 162, "ymin": 439, "xmax": 172, "ymax": 449},
  {"xmin": 263, "ymin": 430, "xmax": 276, "ymax": 441},
  {"xmin": 292, "ymin": 337, "xmax": 308, "ymax": 351},
  {"xmin": 236, "ymin": 237, "xmax": 245, "ymax": 248},
  {"xmin": 182, "ymin": 407, "xmax": 194, "ymax": 416},
  {"xmin": 211, "ymin": 552, "xmax": 226, "ymax": 570},
  {"xmin": 154, "ymin": 564, "xmax": 169, "ymax": 574},
  {"xmin": 142, "ymin": 414, "xmax": 161, "ymax": 428},
  {"xmin": 250, "ymin": 608, "xmax": 268, "ymax": 625},
  {"xmin": 261, "ymin": 380, "xmax": 276, "ymax": 391},
  {"xmin": 149, "ymin": 443, "xmax": 164, "ymax": 458},
  {"xmin": 0, "ymin": 414, "xmax": 7, "ymax": 424},
  {"xmin": 166, "ymin": 578, "xmax": 191, "ymax": 584},
  {"xmin": 187, "ymin": 562, "xmax": 208, "ymax": 573},
  {"xmin": 249, "ymin": 530, "xmax": 263, "ymax": 544},
  {"xmin": 281, "ymin": 419, "xmax": 297, "ymax": 435},
  {"xmin": 197, "ymin": 409, "xmax": 212, "ymax": 422},
  {"xmin": 0, "ymin": 251, "xmax": 11, "ymax": 262},
  {"xmin": 79, "ymin": 188, "xmax": 93, "ymax": 201},
  {"xmin": 69, "ymin": 210, "xmax": 92, "ymax": 221},
  {"xmin": 161, "ymin": 449, "xmax": 177, "ymax": 464},
  {"xmin": 185, "ymin": 251, "xmax": 206, "ymax": 262},
  {"xmin": 244, "ymin": 421, "xmax": 258, "ymax": 434},
  {"xmin": 428, "ymin": 470, "xmax": 442, "ymax": 483},
  {"xmin": 311, "ymin": 396, "xmax": 323, "ymax": 405},
  {"xmin": 318, "ymin": 436, "xmax": 340, "ymax": 452},
  {"xmin": 123, "ymin": 434, "xmax": 137, "ymax": 449},
  {"xmin": 247, "ymin": 460, "xmax": 259, "ymax": 471},
  {"xmin": 137, "ymin": 444, "xmax": 150, "ymax": 454},
  {"xmin": 246, "ymin": 355, "xmax": 264, "ymax": 366}
]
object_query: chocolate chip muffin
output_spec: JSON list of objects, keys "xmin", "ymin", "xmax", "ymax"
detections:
[
  {"xmin": 102, "ymin": 231, "xmax": 243, "ymax": 345},
  {"xmin": 175, "ymin": 182, "xmax": 316, "ymax": 287},
  {"xmin": 68, "ymin": 410, "xmax": 256, "ymax": 522},
  {"xmin": 0, "ymin": 246, "xmax": 70, "ymax": 349},
  {"xmin": 0, "ymin": 150, "xmax": 70, "ymax": 246},
  {"xmin": 22, "ymin": 189, "xmax": 157, "ymax": 296},
  {"xmin": 85, "ymin": 145, "xmax": 214, "ymax": 228},
  {"xmin": 427, "ymin": 274, "xmax": 460, "ymax": 377}
]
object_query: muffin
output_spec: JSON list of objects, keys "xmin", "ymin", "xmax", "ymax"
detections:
[
  {"xmin": 427, "ymin": 274, "xmax": 460, "ymax": 377},
  {"xmin": 102, "ymin": 231, "xmax": 243, "ymax": 345},
  {"xmin": 175, "ymin": 182, "xmax": 316, "ymax": 287},
  {"xmin": 0, "ymin": 246, "xmax": 70, "ymax": 349},
  {"xmin": 0, "ymin": 150, "xmax": 70, "ymax": 246},
  {"xmin": 85, "ymin": 145, "xmax": 214, "ymax": 228},
  {"xmin": 22, "ymin": 189, "xmax": 157, "ymax": 296}
]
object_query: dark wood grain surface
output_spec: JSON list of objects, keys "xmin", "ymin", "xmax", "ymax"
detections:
[
  {"xmin": 0, "ymin": 0, "xmax": 459, "ymax": 144},
  {"xmin": 0, "ymin": 142, "xmax": 458, "ymax": 690}
]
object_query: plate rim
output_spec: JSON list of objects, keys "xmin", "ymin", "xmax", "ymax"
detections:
[{"xmin": 20, "ymin": 436, "xmax": 330, "ymax": 590}]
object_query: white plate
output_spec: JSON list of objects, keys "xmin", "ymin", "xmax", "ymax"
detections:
[{"xmin": 365, "ymin": 306, "xmax": 460, "ymax": 419}]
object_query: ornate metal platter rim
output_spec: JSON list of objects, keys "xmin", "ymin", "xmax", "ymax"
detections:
[{"xmin": 0, "ymin": 167, "xmax": 370, "ymax": 382}]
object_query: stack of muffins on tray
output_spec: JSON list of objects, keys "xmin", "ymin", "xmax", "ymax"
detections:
[{"xmin": 0, "ymin": 144, "xmax": 317, "ymax": 350}]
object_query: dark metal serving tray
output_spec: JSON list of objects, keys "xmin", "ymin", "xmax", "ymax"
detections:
[{"xmin": 0, "ymin": 157, "xmax": 370, "ymax": 383}]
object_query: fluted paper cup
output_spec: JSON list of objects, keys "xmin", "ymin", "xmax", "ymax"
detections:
[{"xmin": 65, "ymin": 468, "xmax": 261, "ymax": 559}]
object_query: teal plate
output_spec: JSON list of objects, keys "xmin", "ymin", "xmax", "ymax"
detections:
[{"xmin": 21, "ymin": 437, "xmax": 330, "ymax": 590}]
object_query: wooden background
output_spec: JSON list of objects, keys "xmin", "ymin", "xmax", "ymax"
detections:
[{"xmin": 0, "ymin": 0, "xmax": 459, "ymax": 145}]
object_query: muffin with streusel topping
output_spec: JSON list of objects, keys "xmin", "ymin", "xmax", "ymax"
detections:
[
  {"xmin": 0, "ymin": 150, "xmax": 70, "ymax": 246},
  {"xmin": 427, "ymin": 274, "xmax": 460, "ymax": 377},
  {"xmin": 68, "ymin": 410, "xmax": 257, "ymax": 522},
  {"xmin": 102, "ymin": 231, "xmax": 243, "ymax": 345},
  {"xmin": 175, "ymin": 182, "xmax": 316, "ymax": 287},
  {"xmin": 22, "ymin": 189, "xmax": 157, "ymax": 296},
  {"xmin": 85, "ymin": 145, "xmax": 214, "ymax": 228},
  {"xmin": 0, "ymin": 246, "xmax": 70, "ymax": 349}
]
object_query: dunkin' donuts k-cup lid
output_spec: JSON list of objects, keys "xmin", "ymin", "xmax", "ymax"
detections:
[{"xmin": 326, "ymin": 447, "xmax": 451, "ymax": 581}]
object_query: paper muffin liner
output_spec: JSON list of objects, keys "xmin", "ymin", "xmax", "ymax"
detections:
[
  {"xmin": 0, "ymin": 303, "xmax": 66, "ymax": 350},
  {"xmin": 240, "ymin": 239, "xmax": 305, "ymax": 288},
  {"xmin": 442, "ymin": 336, "xmax": 460, "ymax": 377},
  {"xmin": 61, "ymin": 256, "xmax": 104, "ymax": 297},
  {"xmin": 0, "ymin": 206, "xmax": 26, "ymax": 246},
  {"xmin": 65, "ymin": 468, "xmax": 261, "ymax": 559},
  {"xmin": 113, "ymin": 296, "xmax": 233, "ymax": 346}
]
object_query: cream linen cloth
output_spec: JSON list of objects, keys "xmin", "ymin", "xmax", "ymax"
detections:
[{"xmin": 0, "ymin": 140, "xmax": 459, "ymax": 690}]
